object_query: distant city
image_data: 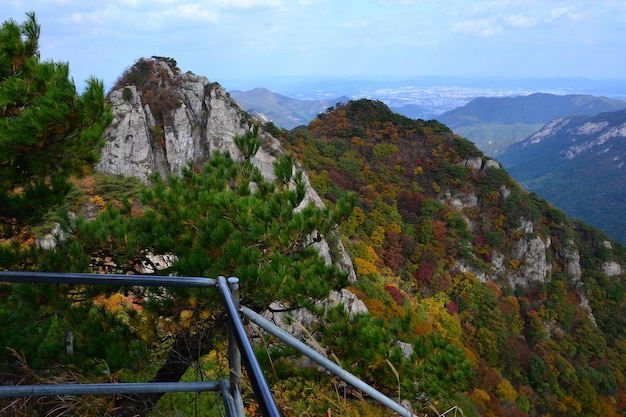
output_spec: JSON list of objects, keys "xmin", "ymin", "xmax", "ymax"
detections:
[{"xmin": 253, "ymin": 76, "xmax": 626, "ymax": 118}]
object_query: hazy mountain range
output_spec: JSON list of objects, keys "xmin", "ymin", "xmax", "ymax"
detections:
[
  {"xmin": 232, "ymin": 86, "xmax": 626, "ymax": 244},
  {"xmin": 229, "ymin": 88, "xmax": 349, "ymax": 129},
  {"xmin": 437, "ymin": 93, "xmax": 626, "ymax": 155}
]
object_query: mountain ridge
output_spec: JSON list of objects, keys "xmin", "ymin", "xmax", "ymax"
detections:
[
  {"xmin": 437, "ymin": 93, "xmax": 626, "ymax": 156},
  {"xmin": 497, "ymin": 109, "xmax": 626, "ymax": 243},
  {"xmin": 229, "ymin": 87, "xmax": 349, "ymax": 129}
]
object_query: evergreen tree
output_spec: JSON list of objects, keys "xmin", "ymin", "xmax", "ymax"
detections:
[
  {"xmin": 0, "ymin": 12, "xmax": 111, "ymax": 234},
  {"xmin": 44, "ymin": 127, "xmax": 354, "ymax": 415}
]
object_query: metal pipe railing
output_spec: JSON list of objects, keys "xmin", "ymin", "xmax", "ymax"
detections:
[
  {"xmin": 0, "ymin": 270, "xmax": 217, "ymax": 288},
  {"xmin": 0, "ymin": 270, "xmax": 421, "ymax": 416},
  {"xmin": 0, "ymin": 381, "xmax": 222, "ymax": 397},
  {"xmin": 240, "ymin": 305, "xmax": 418, "ymax": 417},
  {"xmin": 225, "ymin": 277, "xmax": 246, "ymax": 417},
  {"xmin": 217, "ymin": 276, "xmax": 281, "ymax": 417},
  {"xmin": 0, "ymin": 271, "xmax": 242, "ymax": 415}
]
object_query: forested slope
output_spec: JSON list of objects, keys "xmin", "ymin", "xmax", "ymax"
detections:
[{"xmin": 274, "ymin": 100, "xmax": 626, "ymax": 417}]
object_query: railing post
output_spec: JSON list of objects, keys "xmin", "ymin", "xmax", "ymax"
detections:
[
  {"xmin": 217, "ymin": 276, "xmax": 281, "ymax": 417},
  {"xmin": 226, "ymin": 276, "xmax": 245, "ymax": 416}
]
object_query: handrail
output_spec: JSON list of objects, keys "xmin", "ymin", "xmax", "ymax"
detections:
[
  {"xmin": 0, "ymin": 270, "xmax": 429, "ymax": 416},
  {"xmin": 0, "ymin": 381, "xmax": 222, "ymax": 396},
  {"xmin": 0, "ymin": 270, "xmax": 217, "ymax": 287},
  {"xmin": 0, "ymin": 271, "xmax": 272, "ymax": 417},
  {"xmin": 241, "ymin": 305, "xmax": 418, "ymax": 417}
]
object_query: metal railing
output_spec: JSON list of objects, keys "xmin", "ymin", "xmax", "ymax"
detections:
[
  {"xmin": 0, "ymin": 271, "xmax": 279, "ymax": 417},
  {"xmin": 0, "ymin": 270, "xmax": 421, "ymax": 417}
]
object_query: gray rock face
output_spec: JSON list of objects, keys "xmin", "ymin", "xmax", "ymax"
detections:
[
  {"xmin": 96, "ymin": 59, "xmax": 355, "ymax": 282},
  {"xmin": 462, "ymin": 157, "xmax": 500, "ymax": 173},
  {"xmin": 96, "ymin": 86, "xmax": 156, "ymax": 181},
  {"xmin": 262, "ymin": 289, "xmax": 368, "ymax": 338},
  {"xmin": 509, "ymin": 235, "xmax": 551, "ymax": 286},
  {"xmin": 97, "ymin": 65, "xmax": 249, "ymax": 181}
]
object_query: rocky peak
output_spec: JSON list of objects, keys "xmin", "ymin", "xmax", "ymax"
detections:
[
  {"xmin": 96, "ymin": 57, "xmax": 355, "ymax": 282},
  {"xmin": 97, "ymin": 58, "xmax": 255, "ymax": 181}
]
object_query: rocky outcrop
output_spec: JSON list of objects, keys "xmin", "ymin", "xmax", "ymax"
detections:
[
  {"xmin": 96, "ymin": 59, "xmax": 355, "ymax": 282},
  {"xmin": 462, "ymin": 157, "xmax": 500, "ymax": 173},
  {"xmin": 262, "ymin": 288, "xmax": 368, "ymax": 338},
  {"xmin": 509, "ymin": 235, "xmax": 551, "ymax": 286},
  {"xmin": 97, "ymin": 63, "xmax": 250, "ymax": 181}
]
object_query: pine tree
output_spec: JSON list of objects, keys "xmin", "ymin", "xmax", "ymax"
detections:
[
  {"xmin": 0, "ymin": 12, "xmax": 111, "ymax": 233},
  {"xmin": 44, "ymin": 127, "xmax": 354, "ymax": 415}
]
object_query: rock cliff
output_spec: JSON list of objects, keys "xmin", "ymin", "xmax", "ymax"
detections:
[{"xmin": 96, "ymin": 58, "xmax": 355, "ymax": 282}]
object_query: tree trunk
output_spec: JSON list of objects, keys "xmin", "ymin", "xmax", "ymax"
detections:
[{"xmin": 114, "ymin": 322, "xmax": 224, "ymax": 417}]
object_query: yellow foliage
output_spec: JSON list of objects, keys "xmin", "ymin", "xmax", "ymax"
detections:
[
  {"xmin": 370, "ymin": 225, "xmax": 386, "ymax": 247},
  {"xmin": 93, "ymin": 292, "xmax": 129, "ymax": 312},
  {"xmin": 363, "ymin": 298, "xmax": 387, "ymax": 317},
  {"xmin": 179, "ymin": 309, "xmax": 194, "ymax": 328},
  {"xmin": 413, "ymin": 166, "xmax": 423, "ymax": 175},
  {"xmin": 421, "ymin": 296, "xmax": 462, "ymax": 339},
  {"xmin": 469, "ymin": 388, "xmax": 491, "ymax": 405},
  {"xmin": 508, "ymin": 259, "xmax": 520, "ymax": 270},
  {"xmin": 496, "ymin": 378, "xmax": 518, "ymax": 403},
  {"xmin": 387, "ymin": 222, "xmax": 401, "ymax": 234},
  {"xmin": 363, "ymin": 245, "xmax": 379, "ymax": 264},
  {"xmin": 351, "ymin": 206, "xmax": 366, "ymax": 226},
  {"xmin": 89, "ymin": 195, "xmax": 106, "ymax": 208},
  {"xmin": 354, "ymin": 257, "xmax": 379, "ymax": 277}
]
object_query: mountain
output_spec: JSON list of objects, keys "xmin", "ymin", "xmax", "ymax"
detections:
[
  {"xmin": 390, "ymin": 103, "xmax": 434, "ymax": 119},
  {"xmin": 438, "ymin": 93, "xmax": 626, "ymax": 155},
  {"xmin": 97, "ymin": 58, "xmax": 355, "ymax": 280},
  {"xmin": 99, "ymin": 67, "xmax": 626, "ymax": 416},
  {"xmin": 6, "ymin": 57, "xmax": 624, "ymax": 417},
  {"xmin": 276, "ymin": 99, "xmax": 626, "ymax": 417},
  {"xmin": 497, "ymin": 109, "xmax": 626, "ymax": 244},
  {"xmin": 228, "ymin": 87, "xmax": 349, "ymax": 129}
]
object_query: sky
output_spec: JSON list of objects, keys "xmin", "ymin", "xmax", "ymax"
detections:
[{"xmin": 4, "ymin": 0, "xmax": 626, "ymax": 92}]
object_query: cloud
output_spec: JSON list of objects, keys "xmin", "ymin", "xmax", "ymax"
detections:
[
  {"xmin": 214, "ymin": 0, "xmax": 282, "ymax": 10},
  {"xmin": 547, "ymin": 7, "xmax": 570, "ymax": 22},
  {"xmin": 506, "ymin": 14, "xmax": 537, "ymax": 28},
  {"xmin": 454, "ymin": 19, "xmax": 504, "ymax": 37}
]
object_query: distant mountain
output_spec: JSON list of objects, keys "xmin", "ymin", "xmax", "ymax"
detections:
[
  {"xmin": 498, "ymin": 110, "xmax": 626, "ymax": 243},
  {"xmin": 390, "ymin": 103, "xmax": 434, "ymax": 120},
  {"xmin": 229, "ymin": 88, "xmax": 349, "ymax": 129},
  {"xmin": 438, "ymin": 93, "xmax": 626, "ymax": 155}
]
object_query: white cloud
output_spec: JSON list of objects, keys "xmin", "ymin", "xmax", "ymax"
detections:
[
  {"xmin": 454, "ymin": 19, "xmax": 503, "ymax": 37},
  {"xmin": 214, "ymin": 0, "xmax": 282, "ymax": 10},
  {"xmin": 506, "ymin": 14, "xmax": 537, "ymax": 28},
  {"xmin": 174, "ymin": 4, "xmax": 220, "ymax": 22},
  {"xmin": 547, "ymin": 7, "xmax": 570, "ymax": 21}
]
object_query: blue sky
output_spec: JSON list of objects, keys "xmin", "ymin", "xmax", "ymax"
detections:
[{"xmin": 4, "ymin": 0, "xmax": 626, "ymax": 91}]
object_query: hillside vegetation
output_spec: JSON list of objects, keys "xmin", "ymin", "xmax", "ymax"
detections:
[{"xmin": 276, "ymin": 100, "xmax": 626, "ymax": 417}]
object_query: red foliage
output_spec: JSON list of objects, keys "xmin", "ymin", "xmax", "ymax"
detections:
[
  {"xmin": 476, "ymin": 359, "xmax": 502, "ymax": 390},
  {"xmin": 381, "ymin": 229, "xmax": 406, "ymax": 273},
  {"xmin": 446, "ymin": 300, "xmax": 459, "ymax": 315},
  {"xmin": 397, "ymin": 189, "xmax": 425, "ymax": 223},
  {"xmin": 327, "ymin": 167, "xmax": 354, "ymax": 190},
  {"xmin": 384, "ymin": 284, "xmax": 406, "ymax": 306}
]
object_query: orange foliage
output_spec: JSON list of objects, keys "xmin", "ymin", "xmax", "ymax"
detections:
[
  {"xmin": 93, "ymin": 293, "xmax": 141, "ymax": 312},
  {"xmin": 354, "ymin": 257, "xmax": 379, "ymax": 277}
]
